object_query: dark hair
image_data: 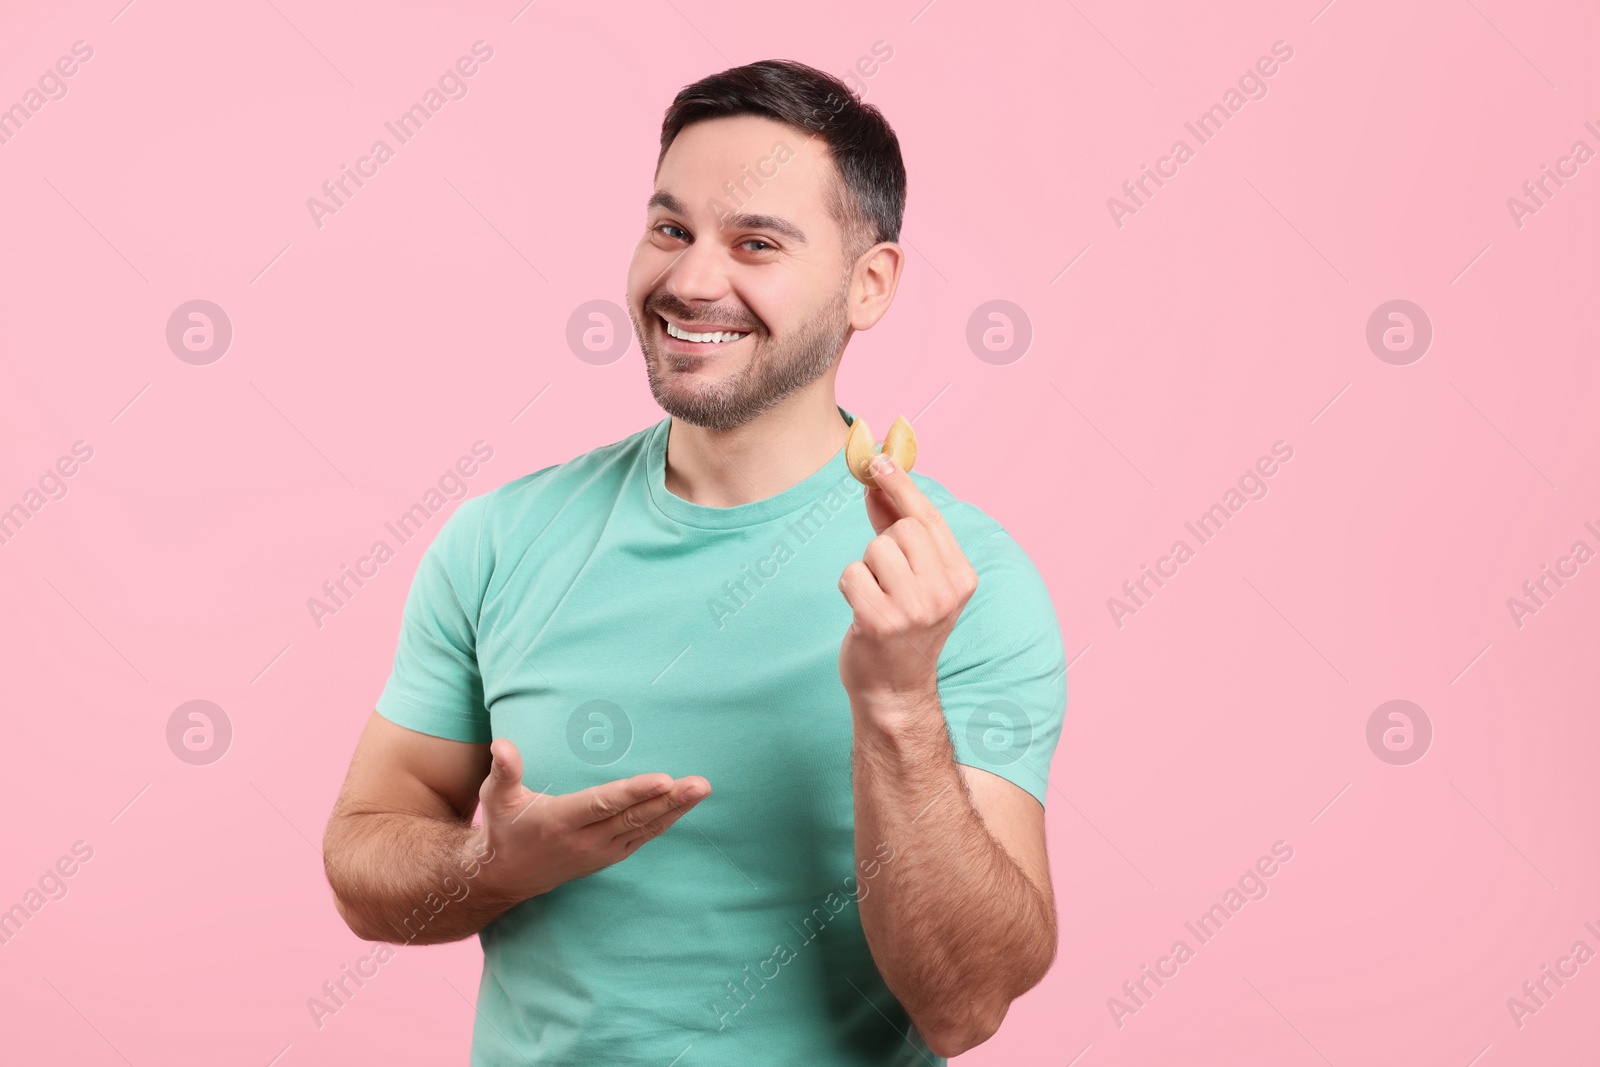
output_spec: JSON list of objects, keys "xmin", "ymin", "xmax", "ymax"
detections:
[{"xmin": 655, "ymin": 59, "xmax": 906, "ymax": 266}]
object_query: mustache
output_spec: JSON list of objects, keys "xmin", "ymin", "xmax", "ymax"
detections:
[{"xmin": 648, "ymin": 298, "xmax": 757, "ymax": 332}]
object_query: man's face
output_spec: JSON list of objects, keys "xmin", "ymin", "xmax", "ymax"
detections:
[{"xmin": 628, "ymin": 114, "xmax": 858, "ymax": 432}]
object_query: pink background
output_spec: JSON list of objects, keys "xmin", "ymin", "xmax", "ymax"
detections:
[{"xmin": 3, "ymin": 0, "xmax": 1597, "ymax": 1063}]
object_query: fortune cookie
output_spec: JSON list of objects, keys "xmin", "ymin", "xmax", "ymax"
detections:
[{"xmin": 846, "ymin": 414, "xmax": 917, "ymax": 488}]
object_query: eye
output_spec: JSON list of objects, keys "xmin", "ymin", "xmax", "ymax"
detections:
[
  {"xmin": 654, "ymin": 222, "xmax": 687, "ymax": 241},
  {"xmin": 740, "ymin": 238, "xmax": 775, "ymax": 253}
]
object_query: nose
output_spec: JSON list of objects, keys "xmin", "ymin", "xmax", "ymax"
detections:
[{"xmin": 657, "ymin": 234, "xmax": 732, "ymax": 308}]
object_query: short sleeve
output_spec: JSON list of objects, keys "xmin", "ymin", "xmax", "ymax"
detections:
[
  {"xmin": 374, "ymin": 492, "xmax": 493, "ymax": 743},
  {"xmin": 938, "ymin": 527, "xmax": 1068, "ymax": 808}
]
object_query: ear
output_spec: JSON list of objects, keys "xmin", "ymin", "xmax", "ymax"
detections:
[{"xmin": 847, "ymin": 242, "xmax": 905, "ymax": 331}]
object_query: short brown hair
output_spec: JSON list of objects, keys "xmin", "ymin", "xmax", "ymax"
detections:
[{"xmin": 656, "ymin": 59, "xmax": 907, "ymax": 265}]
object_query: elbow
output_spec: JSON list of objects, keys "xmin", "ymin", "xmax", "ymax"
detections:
[
  {"xmin": 324, "ymin": 848, "xmax": 384, "ymax": 944},
  {"xmin": 331, "ymin": 891, "xmax": 373, "ymax": 942},
  {"xmin": 914, "ymin": 989, "xmax": 1012, "ymax": 1059},
  {"xmin": 919, "ymin": 1005, "xmax": 1005, "ymax": 1059},
  {"xmin": 917, "ymin": 939, "xmax": 1055, "ymax": 1057},
  {"xmin": 328, "ymin": 880, "xmax": 406, "ymax": 945},
  {"xmin": 324, "ymin": 852, "xmax": 363, "ymax": 940}
]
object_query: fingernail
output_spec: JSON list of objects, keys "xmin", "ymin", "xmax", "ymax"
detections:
[
  {"xmin": 869, "ymin": 453, "xmax": 894, "ymax": 476},
  {"xmin": 684, "ymin": 785, "xmax": 706, "ymax": 801}
]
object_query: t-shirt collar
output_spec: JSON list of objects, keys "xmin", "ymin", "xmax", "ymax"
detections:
[{"xmin": 646, "ymin": 405, "xmax": 861, "ymax": 530}]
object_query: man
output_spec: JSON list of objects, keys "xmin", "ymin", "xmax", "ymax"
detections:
[{"xmin": 323, "ymin": 58, "xmax": 1067, "ymax": 1065}]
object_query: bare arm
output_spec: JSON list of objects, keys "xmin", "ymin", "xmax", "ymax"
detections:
[
  {"xmin": 323, "ymin": 711, "xmax": 710, "ymax": 946},
  {"xmin": 322, "ymin": 711, "xmax": 512, "ymax": 945},
  {"xmin": 850, "ymin": 690, "xmax": 1057, "ymax": 1058},
  {"xmin": 836, "ymin": 450, "xmax": 1059, "ymax": 1058}
]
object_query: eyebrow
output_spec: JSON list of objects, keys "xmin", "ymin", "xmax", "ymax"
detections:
[{"xmin": 647, "ymin": 190, "xmax": 808, "ymax": 246}]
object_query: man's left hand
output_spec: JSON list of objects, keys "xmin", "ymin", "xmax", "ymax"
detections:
[{"xmin": 838, "ymin": 450, "xmax": 979, "ymax": 714}]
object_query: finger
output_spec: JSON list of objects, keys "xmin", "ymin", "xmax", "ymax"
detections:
[
  {"xmin": 838, "ymin": 559, "xmax": 891, "ymax": 618},
  {"xmin": 862, "ymin": 531, "xmax": 918, "ymax": 601},
  {"xmin": 614, "ymin": 789, "xmax": 705, "ymax": 846},
  {"xmin": 616, "ymin": 805, "xmax": 693, "ymax": 850},
  {"xmin": 880, "ymin": 515, "xmax": 941, "ymax": 576},
  {"xmin": 550, "ymin": 772, "xmax": 675, "ymax": 832},
  {"xmin": 863, "ymin": 483, "xmax": 902, "ymax": 536},
  {"xmin": 486, "ymin": 741, "xmax": 566, "ymax": 828},
  {"xmin": 866, "ymin": 453, "xmax": 963, "ymax": 561},
  {"xmin": 597, "ymin": 777, "xmax": 710, "ymax": 840},
  {"xmin": 480, "ymin": 738, "xmax": 527, "ymax": 811}
]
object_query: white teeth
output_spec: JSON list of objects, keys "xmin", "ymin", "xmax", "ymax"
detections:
[{"xmin": 665, "ymin": 320, "xmax": 746, "ymax": 344}]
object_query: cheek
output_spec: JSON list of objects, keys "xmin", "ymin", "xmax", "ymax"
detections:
[
  {"xmin": 625, "ymin": 252, "xmax": 653, "ymax": 294},
  {"xmin": 735, "ymin": 287, "xmax": 794, "ymax": 336},
  {"xmin": 627, "ymin": 242, "xmax": 671, "ymax": 287}
]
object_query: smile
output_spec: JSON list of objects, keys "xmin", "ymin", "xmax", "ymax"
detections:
[{"xmin": 659, "ymin": 314, "xmax": 749, "ymax": 349}]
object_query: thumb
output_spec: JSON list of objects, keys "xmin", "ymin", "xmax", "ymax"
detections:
[
  {"xmin": 484, "ymin": 738, "xmax": 526, "ymax": 803},
  {"xmin": 863, "ymin": 484, "xmax": 901, "ymax": 536}
]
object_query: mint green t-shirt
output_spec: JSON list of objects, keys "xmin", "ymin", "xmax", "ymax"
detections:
[{"xmin": 375, "ymin": 405, "xmax": 1068, "ymax": 1066}]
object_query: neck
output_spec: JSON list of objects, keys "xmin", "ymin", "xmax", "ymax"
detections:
[{"xmin": 663, "ymin": 388, "xmax": 851, "ymax": 508}]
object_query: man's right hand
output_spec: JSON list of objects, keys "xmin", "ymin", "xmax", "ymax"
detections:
[{"xmin": 465, "ymin": 737, "xmax": 711, "ymax": 902}]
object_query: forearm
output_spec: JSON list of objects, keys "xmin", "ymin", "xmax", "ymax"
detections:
[
  {"xmin": 323, "ymin": 812, "xmax": 520, "ymax": 946},
  {"xmin": 850, "ymin": 692, "xmax": 1054, "ymax": 1055}
]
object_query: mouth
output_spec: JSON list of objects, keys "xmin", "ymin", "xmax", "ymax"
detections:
[{"xmin": 656, "ymin": 313, "xmax": 752, "ymax": 355}]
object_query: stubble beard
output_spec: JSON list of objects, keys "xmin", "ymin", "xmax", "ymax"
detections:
[{"xmin": 634, "ymin": 273, "xmax": 851, "ymax": 433}]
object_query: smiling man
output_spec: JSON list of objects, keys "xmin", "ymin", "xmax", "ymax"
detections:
[{"xmin": 323, "ymin": 59, "xmax": 1068, "ymax": 1065}]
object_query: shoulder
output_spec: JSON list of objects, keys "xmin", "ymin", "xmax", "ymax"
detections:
[
  {"xmin": 911, "ymin": 470, "xmax": 1061, "ymax": 657},
  {"xmin": 471, "ymin": 420, "xmax": 658, "ymax": 532},
  {"xmin": 426, "ymin": 421, "xmax": 659, "ymax": 566},
  {"xmin": 906, "ymin": 470, "xmax": 1039, "ymax": 581},
  {"xmin": 919, "ymin": 474, "xmax": 1067, "ymax": 806}
]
